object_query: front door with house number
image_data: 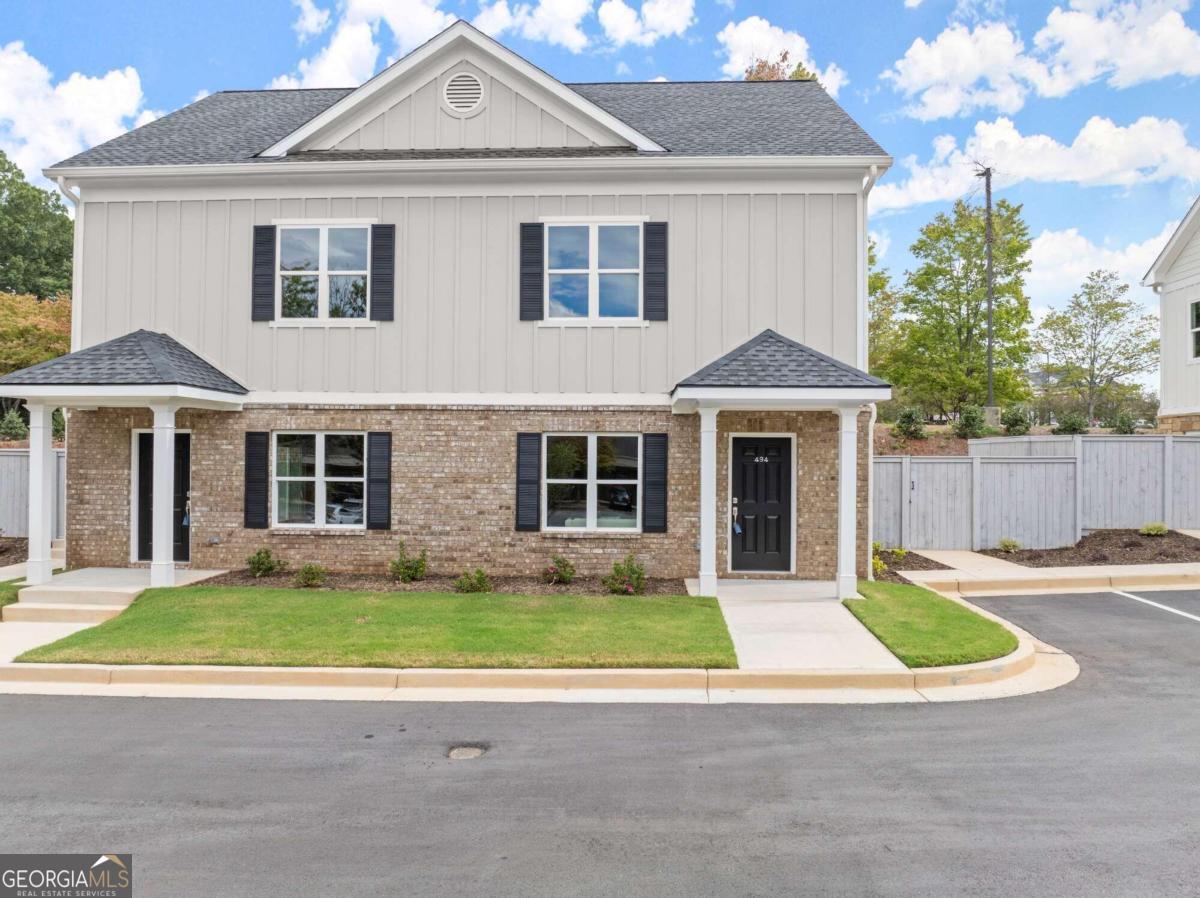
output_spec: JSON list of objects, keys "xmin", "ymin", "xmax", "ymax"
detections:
[
  {"xmin": 730, "ymin": 437, "xmax": 791, "ymax": 572},
  {"xmin": 136, "ymin": 432, "xmax": 191, "ymax": 562}
]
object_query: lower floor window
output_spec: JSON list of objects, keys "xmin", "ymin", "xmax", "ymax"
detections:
[
  {"xmin": 274, "ymin": 432, "xmax": 365, "ymax": 527},
  {"xmin": 544, "ymin": 433, "xmax": 640, "ymax": 531}
]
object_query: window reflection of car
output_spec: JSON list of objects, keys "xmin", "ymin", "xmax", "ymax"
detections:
[
  {"xmin": 606, "ymin": 487, "xmax": 632, "ymax": 510},
  {"xmin": 328, "ymin": 497, "xmax": 364, "ymax": 524}
]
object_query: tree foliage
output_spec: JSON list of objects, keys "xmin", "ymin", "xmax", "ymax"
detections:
[
  {"xmin": 0, "ymin": 150, "xmax": 72, "ymax": 298},
  {"xmin": 0, "ymin": 292, "xmax": 71, "ymax": 378},
  {"xmin": 1035, "ymin": 270, "xmax": 1159, "ymax": 421},
  {"xmin": 882, "ymin": 199, "xmax": 1033, "ymax": 416},
  {"xmin": 744, "ymin": 51, "xmax": 818, "ymax": 83}
]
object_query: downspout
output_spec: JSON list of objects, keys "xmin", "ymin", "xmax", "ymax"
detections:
[{"xmin": 55, "ymin": 177, "xmax": 83, "ymax": 352}]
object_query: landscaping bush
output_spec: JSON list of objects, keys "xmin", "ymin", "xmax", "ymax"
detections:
[
  {"xmin": 602, "ymin": 554, "xmax": 647, "ymax": 595},
  {"xmin": 1052, "ymin": 412, "xmax": 1089, "ymax": 435},
  {"xmin": 892, "ymin": 407, "xmax": 926, "ymax": 441},
  {"xmin": 294, "ymin": 563, "xmax": 328, "ymax": 588},
  {"xmin": 1001, "ymin": 405, "xmax": 1032, "ymax": 436},
  {"xmin": 0, "ymin": 408, "xmax": 28, "ymax": 441},
  {"xmin": 541, "ymin": 554, "xmax": 576, "ymax": 585},
  {"xmin": 891, "ymin": 547, "xmax": 908, "ymax": 560},
  {"xmin": 871, "ymin": 555, "xmax": 887, "ymax": 576},
  {"xmin": 997, "ymin": 537, "xmax": 1021, "ymax": 554},
  {"xmin": 246, "ymin": 548, "xmax": 285, "ymax": 578},
  {"xmin": 388, "ymin": 540, "xmax": 428, "ymax": 583},
  {"xmin": 454, "ymin": 568, "xmax": 493, "ymax": 593},
  {"xmin": 952, "ymin": 405, "xmax": 986, "ymax": 440},
  {"xmin": 1140, "ymin": 522, "xmax": 1168, "ymax": 537},
  {"xmin": 1113, "ymin": 412, "xmax": 1136, "ymax": 435}
]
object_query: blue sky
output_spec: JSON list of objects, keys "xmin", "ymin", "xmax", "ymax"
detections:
[{"xmin": 3, "ymin": 0, "xmax": 1199, "ymax": 336}]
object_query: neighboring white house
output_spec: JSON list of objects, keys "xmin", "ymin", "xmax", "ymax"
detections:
[{"xmin": 1145, "ymin": 194, "xmax": 1200, "ymax": 432}]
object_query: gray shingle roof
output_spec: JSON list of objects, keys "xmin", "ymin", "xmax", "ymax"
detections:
[
  {"xmin": 0, "ymin": 330, "xmax": 247, "ymax": 395},
  {"xmin": 49, "ymin": 81, "xmax": 886, "ymax": 169},
  {"xmin": 676, "ymin": 329, "xmax": 889, "ymax": 390}
]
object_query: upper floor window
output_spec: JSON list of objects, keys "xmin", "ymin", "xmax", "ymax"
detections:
[
  {"xmin": 1192, "ymin": 301, "xmax": 1200, "ymax": 359},
  {"xmin": 545, "ymin": 222, "xmax": 641, "ymax": 321},
  {"xmin": 278, "ymin": 225, "xmax": 370, "ymax": 320}
]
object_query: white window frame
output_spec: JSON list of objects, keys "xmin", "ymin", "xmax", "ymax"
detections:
[
  {"xmin": 1191, "ymin": 300, "xmax": 1200, "ymax": 360},
  {"xmin": 276, "ymin": 224, "xmax": 371, "ymax": 321},
  {"xmin": 544, "ymin": 221, "xmax": 643, "ymax": 322},
  {"xmin": 542, "ymin": 432, "xmax": 642, "ymax": 532},
  {"xmin": 271, "ymin": 431, "xmax": 367, "ymax": 530}
]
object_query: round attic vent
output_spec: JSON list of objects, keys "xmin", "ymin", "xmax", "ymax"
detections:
[{"xmin": 444, "ymin": 72, "xmax": 484, "ymax": 113}]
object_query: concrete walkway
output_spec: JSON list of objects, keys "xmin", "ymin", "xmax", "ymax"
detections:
[{"xmin": 914, "ymin": 550, "xmax": 1028, "ymax": 575}]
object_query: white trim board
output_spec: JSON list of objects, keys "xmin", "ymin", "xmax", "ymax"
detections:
[{"xmin": 242, "ymin": 391, "xmax": 672, "ymax": 407}]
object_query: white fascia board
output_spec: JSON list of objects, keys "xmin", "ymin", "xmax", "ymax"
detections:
[
  {"xmin": 0, "ymin": 383, "xmax": 244, "ymax": 409},
  {"xmin": 258, "ymin": 21, "xmax": 664, "ymax": 156},
  {"xmin": 243, "ymin": 391, "xmax": 671, "ymax": 407},
  {"xmin": 672, "ymin": 385, "xmax": 891, "ymax": 411},
  {"xmin": 1143, "ymin": 194, "xmax": 1200, "ymax": 286}
]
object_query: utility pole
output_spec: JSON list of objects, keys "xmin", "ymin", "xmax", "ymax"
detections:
[{"xmin": 977, "ymin": 164, "xmax": 997, "ymax": 423}]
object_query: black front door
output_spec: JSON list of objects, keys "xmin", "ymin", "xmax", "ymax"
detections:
[
  {"xmin": 136, "ymin": 432, "xmax": 191, "ymax": 562},
  {"xmin": 730, "ymin": 437, "xmax": 791, "ymax": 572}
]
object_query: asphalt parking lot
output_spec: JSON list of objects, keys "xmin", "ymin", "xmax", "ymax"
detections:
[{"xmin": 0, "ymin": 588, "xmax": 1198, "ymax": 897}]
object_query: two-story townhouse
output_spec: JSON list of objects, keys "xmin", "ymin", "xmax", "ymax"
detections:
[
  {"xmin": 1146, "ymin": 195, "xmax": 1200, "ymax": 433},
  {"xmin": 0, "ymin": 21, "xmax": 891, "ymax": 598}
]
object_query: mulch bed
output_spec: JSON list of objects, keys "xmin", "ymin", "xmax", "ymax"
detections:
[
  {"xmin": 979, "ymin": 529, "xmax": 1200, "ymax": 567},
  {"xmin": 873, "ymin": 549, "xmax": 952, "ymax": 584},
  {"xmin": 0, "ymin": 537, "xmax": 28, "ymax": 566},
  {"xmin": 198, "ymin": 568, "xmax": 690, "ymax": 596}
]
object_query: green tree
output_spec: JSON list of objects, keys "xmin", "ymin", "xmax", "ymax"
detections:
[
  {"xmin": 744, "ymin": 51, "xmax": 819, "ymax": 83},
  {"xmin": 1036, "ymin": 270, "xmax": 1159, "ymax": 421},
  {"xmin": 0, "ymin": 292, "xmax": 72, "ymax": 415},
  {"xmin": 889, "ymin": 199, "xmax": 1033, "ymax": 416},
  {"xmin": 0, "ymin": 150, "xmax": 72, "ymax": 298}
]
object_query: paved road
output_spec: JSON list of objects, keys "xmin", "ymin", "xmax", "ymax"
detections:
[{"xmin": 2, "ymin": 590, "xmax": 1199, "ymax": 897}]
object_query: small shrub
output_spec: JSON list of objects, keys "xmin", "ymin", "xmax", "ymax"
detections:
[
  {"xmin": 294, "ymin": 563, "xmax": 328, "ymax": 588},
  {"xmin": 52, "ymin": 409, "xmax": 66, "ymax": 442},
  {"xmin": 541, "ymin": 554, "xmax": 576, "ymax": 585},
  {"xmin": 388, "ymin": 540, "xmax": 428, "ymax": 583},
  {"xmin": 953, "ymin": 405, "xmax": 986, "ymax": 440},
  {"xmin": 602, "ymin": 553, "xmax": 647, "ymax": 595},
  {"xmin": 1052, "ymin": 412, "xmax": 1088, "ymax": 435},
  {"xmin": 0, "ymin": 408, "xmax": 28, "ymax": 441},
  {"xmin": 871, "ymin": 555, "xmax": 887, "ymax": 576},
  {"xmin": 1113, "ymin": 412, "xmax": 1136, "ymax": 435},
  {"xmin": 892, "ymin": 407, "xmax": 926, "ymax": 441},
  {"xmin": 246, "ymin": 548, "xmax": 285, "ymax": 578},
  {"xmin": 871, "ymin": 540, "xmax": 883, "ymax": 556},
  {"xmin": 1140, "ymin": 522, "xmax": 1169, "ymax": 537},
  {"xmin": 891, "ymin": 547, "xmax": 908, "ymax": 560},
  {"xmin": 1001, "ymin": 405, "xmax": 1032, "ymax": 436},
  {"xmin": 996, "ymin": 537, "xmax": 1021, "ymax": 554},
  {"xmin": 454, "ymin": 568, "xmax": 493, "ymax": 593}
]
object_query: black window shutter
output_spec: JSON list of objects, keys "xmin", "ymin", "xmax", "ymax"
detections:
[
  {"xmin": 642, "ymin": 433, "xmax": 668, "ymax": 533},
  {"xmin": 244, "ymin": 432, "xmax": 269, "ymax": 528},
  {"xmin": 366, "ymin": 432, "xmax": 392, "ymax": 530},
  {"xmin": 370, "ymin": 224, "xmax": 395, "ymax": 322},
  {"xmin": 515, "ymin": 432, "xmax": 541, "ymax": 531},
  {"xmin": 643, "ymin": 222, "xmax": 668, "ymax": 321},
  {"xmin": 519, "ymin": 223, "xmax": 544, "ymax": 321},
  {"xmin": 251, "ymin": 225, "xmax": 276, "ymax": 322}
]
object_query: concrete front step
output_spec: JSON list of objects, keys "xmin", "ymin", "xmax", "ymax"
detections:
[
  {"xmin": 2, "ymin": 603, "xmax": 126, "ymax": 624},
  {"xmin": 16, "ymin": 586, "xmax": 140, "ymax": 606}
]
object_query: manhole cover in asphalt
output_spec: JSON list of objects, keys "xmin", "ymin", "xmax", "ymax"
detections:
[{"xmin": 448, "ymin": 744, "xmax": 487, "ymax": 760}]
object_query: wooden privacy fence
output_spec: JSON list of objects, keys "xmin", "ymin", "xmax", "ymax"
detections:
[
  {"xmin": 876, "ymin": 435, "xmax": 1200, "ymax": 550},
  {"xmin": 0, "ymin": 449, "xmax": 66, "ymax": 540}
]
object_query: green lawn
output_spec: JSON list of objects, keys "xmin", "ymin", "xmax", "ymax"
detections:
[
  {"xmin": 845, "ymin": 580, "xmax": 1018, "ymax": 668},
  {"xmin": 0, "ymin": 579, "xmax": 21, "ymax": 609},
  {"xmin": 18, "ymin": 586, "xmax": 738, "ymax": 669}
]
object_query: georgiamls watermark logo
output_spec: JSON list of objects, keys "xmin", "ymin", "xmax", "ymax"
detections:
[{"xmin": 0, "ymin": 854, "xmax": 132, "ymax": 897}]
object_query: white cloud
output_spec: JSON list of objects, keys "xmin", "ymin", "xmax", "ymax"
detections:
[
  {"xmin": 1027, "ymin": 220, "xmax": 1178, "ymax": 304},
  {"xmin": 291, "ymin": 0, "xmax": 332, "ymax": 40},
  {"xmin": 649, "ymin": 74, "xmax": 669, "ymax": 81},
  {"xmin": 474, "ymin": 0, "xmax": 593, "ymax": 53},
  {"xmin": 597, "ymin": 0, "xmax": 694, "ymax": 47},
  {"xmin": 715, "ymin": 15, "xmax": 847, "ymax": 96},
  {"xmin": 869, "ymin": 229, "xmax": 891, "ymax": 259},
  {"xmin": 615, "ymin": 60, "xmax": 632, "ymax": 76},
  {"xmin": 905, "ymin": 0, "xmax": 923, "ymax": 6},
  {"xmin": 873, "ymin": 115, "xmax": 1200, "ymax": 211},
  {"xmin": 885, "ymin": 0, "xmax": 1200, "ymax": 119},
  {"xmin": 192, "ymin": 88, "xmax": 211, "ymax": 102},
  {"xmin": 0, "ymin": 40, "xmax": 153, "ymax": 184}
]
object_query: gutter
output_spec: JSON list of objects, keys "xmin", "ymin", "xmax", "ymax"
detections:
[{"xmin": 55, "ymin": 176, "xmax": 80, "ymax": 206}]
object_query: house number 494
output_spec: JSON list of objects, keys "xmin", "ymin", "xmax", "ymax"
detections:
[{"xmin": 754, "ymin": 456, "xmax": 769, "ymax": 463}]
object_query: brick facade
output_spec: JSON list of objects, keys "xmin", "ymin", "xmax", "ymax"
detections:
[
  {"xmin": 65, "ymin": 405, "xmax": 871, "ymax": 581},
  {"xmin": 1158, "ymin": 413, "xmax": 1200, "ymax": 434}
]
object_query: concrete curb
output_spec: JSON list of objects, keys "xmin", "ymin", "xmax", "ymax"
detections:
[{"xmin": 915, "ymin": 569, "xmax": 1200, "ymax": 597}]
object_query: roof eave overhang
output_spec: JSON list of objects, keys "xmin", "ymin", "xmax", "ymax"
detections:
[
  {"xmin": 0, "ymin": 383, "xmax": 244, "ymax": 410},
  {"xmin": 1143, "ymin": 194, "xmax": 1200, "ymax": 287},
  {"xmin": 671, "ymin": 384, "xmax": 892, "ymax": 413}
]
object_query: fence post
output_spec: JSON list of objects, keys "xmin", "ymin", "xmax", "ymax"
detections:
[
  {"xmin": 1163, "ymin": 435, "xmax": 1174, "ymax": 528},
  {"xmin": 1073, "ymin": 435, "xmax": 1084, "ymax": 541},
  {"xmin": 971, "ymin": 456, "xmax": 982, "ymax": 550},
  {"xmin": 900, "ymin": 455, "xmax": 911, "ymax": 549}
]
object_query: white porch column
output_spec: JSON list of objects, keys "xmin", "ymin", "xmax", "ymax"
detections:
[
  {"xmin": 150, "ymin": 404, "xmax": 177, "ymax": 587},
  {"xmin": 837, "ymin": 406, "xmax": 860, "ymax": 598},
  {"xmin": 698, "ymin": 406, "xmax": 718, "ymax": 596},
  {"xmin": 25, "ymin": 403, "xmax": 56, "ymax": 585}
]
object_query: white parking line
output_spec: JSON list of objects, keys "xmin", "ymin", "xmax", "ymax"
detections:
[{"xmin": 1112, "ymin": 590, "xmax": 1200, "ymax": 624}]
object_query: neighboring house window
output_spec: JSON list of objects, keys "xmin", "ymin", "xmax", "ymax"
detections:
[
  {"xmin": 545, "ymin": 222, "xmax": 641, "ymax": 320},
  {"xmin": 543, "ymin": 433, "xmax": 640, "ymax": 530},
  {"xmin": 278, "ymin": 225, "xmax": 370, "ymax": 320},
  {"xmin": 1192, "ymin": 301, "xmax": 1200, "ymax": 359},
  {"xmin": 273, "ymin": 432, "xmax": 366, "ymax": 527}
]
